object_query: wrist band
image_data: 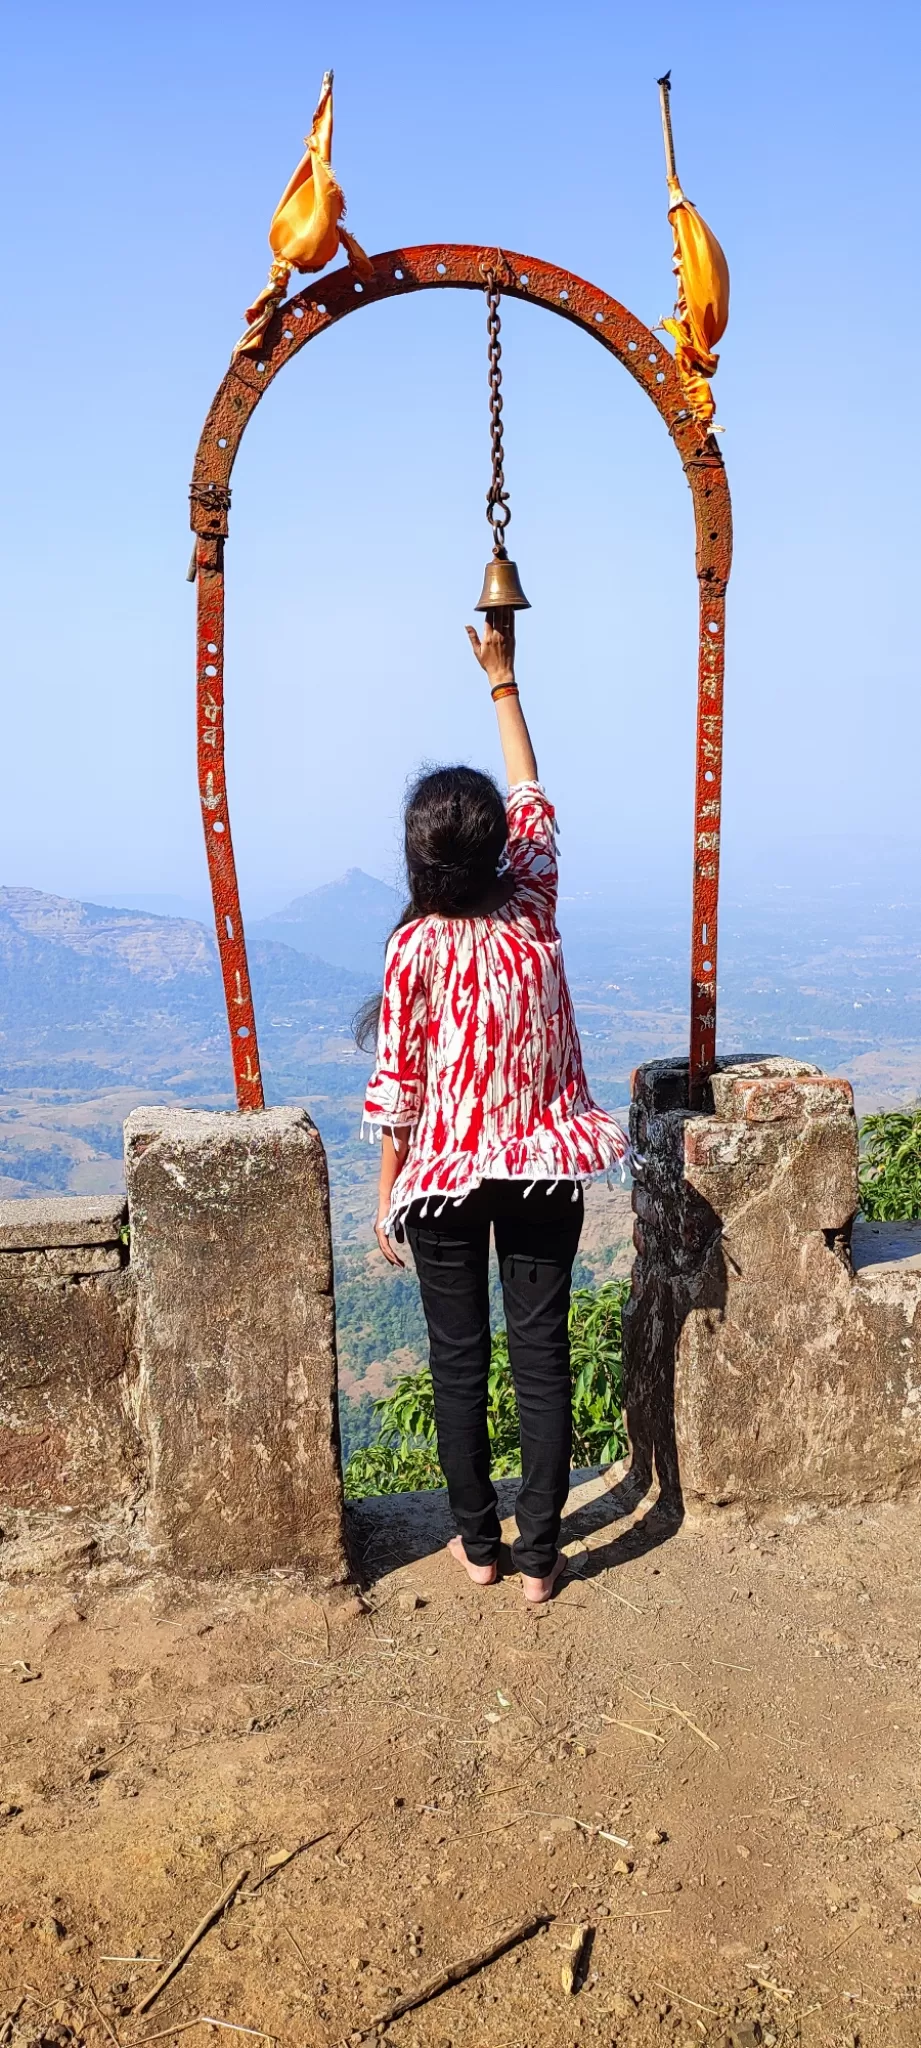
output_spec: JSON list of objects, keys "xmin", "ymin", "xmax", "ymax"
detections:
[{"xmin": 491, "ymin": 682, "xmax": 519, "ymax": 701}]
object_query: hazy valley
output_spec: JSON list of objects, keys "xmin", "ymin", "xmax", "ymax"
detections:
[{"xmin": 3, "ymin": 860, "xmax": 920, "ymax": 1425}]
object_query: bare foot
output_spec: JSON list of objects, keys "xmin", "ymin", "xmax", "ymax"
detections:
[
  {"xmin": 521, "ymin": 1551, "xmax": 567, "ymax": 1605},
  {"xmin": 447, "ymin": 1535, "xmax": 498, "ymax": 1586}
]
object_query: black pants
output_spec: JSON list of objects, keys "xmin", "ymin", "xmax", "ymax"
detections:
[{"xmin": 405, "ymin": 1180, "xmax": 584, "ymax": 1577}]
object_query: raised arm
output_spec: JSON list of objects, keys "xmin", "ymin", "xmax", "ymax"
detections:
[{"xmin": 465, "ymin": 612, "xmax": 537, "ymax": 785}]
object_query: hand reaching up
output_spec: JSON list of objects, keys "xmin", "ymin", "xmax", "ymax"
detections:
[
  {"xmin": 465, "ymin": 611, "xmax": 536, "ymax": 785},
  {"xmin": 465, "ymin": 611, "xmax": 515, "ymax": 687}
]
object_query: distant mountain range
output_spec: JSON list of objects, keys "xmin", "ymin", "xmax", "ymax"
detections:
[
  {"xmin": 0, "ymin": 884, "xmax": 370, "ymax": 1098},
  {"xmin": 0, "ymin": 879, "xmax": 388, "ymax": 1201},
  {"xmin": 2, "ymin": 860, "xmax": 921, "ymax": 1205}
]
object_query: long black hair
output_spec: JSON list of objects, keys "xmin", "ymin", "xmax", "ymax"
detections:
[{"xmin": 354, "ymin": 766, "xmax": 511, "ymax": 1052}]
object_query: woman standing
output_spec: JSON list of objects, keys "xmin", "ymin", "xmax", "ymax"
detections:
[{"xmin": 359, "ymin": 617, "xmax": 627, "ymax": 1601}]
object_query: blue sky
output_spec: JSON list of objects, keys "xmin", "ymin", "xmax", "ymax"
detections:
[{"xmin": 2, "ymin": 0, "xmax": 918, "ymax": 919}]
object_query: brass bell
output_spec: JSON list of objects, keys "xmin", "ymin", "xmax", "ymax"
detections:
[{"xmin": 474, "ymin": 550, "xmax": 531, "ymax": 614}]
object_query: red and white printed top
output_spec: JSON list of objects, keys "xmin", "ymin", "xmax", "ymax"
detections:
[{"xmin": 362, "ymin": 781, "xmax": 628, "ymax": 1228}]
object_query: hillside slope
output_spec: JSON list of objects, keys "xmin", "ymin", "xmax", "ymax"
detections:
[
  {"xmin": 0, "ymin": 888, "xmax": 375, "ymax": 1208},
  {"xmin": 0, "ymin": 888, "xmax": 367, "ymax": 1086}
]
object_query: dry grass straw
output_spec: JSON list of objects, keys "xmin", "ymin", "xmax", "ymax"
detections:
[
  {"xmin": 134, "ymin": 2019, "xmax": 274, "ymax": 2044},
  {"xmin": 624, "ymin": 1681, "xmax": 722, "ymax": 1753},
  {"xmin": 602, "ymin": 1714, "xmax": 665, "ymax": 1744}
]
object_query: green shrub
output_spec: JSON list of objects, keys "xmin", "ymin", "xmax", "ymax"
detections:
[
  {"xmin": 568, "ymin": 1281, "xmax": 629, "ymax": 1467},
  {"xmin": 859, "ymin": 1106, "xmax": 921, "ymax": 1221},
  {"xmin": 344, "ymin": 1279, "xmax": 628, "ymax": 1500}
]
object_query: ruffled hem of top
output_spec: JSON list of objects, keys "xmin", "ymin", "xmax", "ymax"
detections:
[
  {"xmin": 361, "ymin": 1111, "xmax": 418, "ymax": 1143},
  {"xmin": 375, "ymin": 1107, "xmax": 632, "ymax": 1235}
]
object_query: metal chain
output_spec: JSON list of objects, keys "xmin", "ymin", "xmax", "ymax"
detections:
[{"xmin": 485, "ymin": 274, "xmax": 511, "ymax": 555}]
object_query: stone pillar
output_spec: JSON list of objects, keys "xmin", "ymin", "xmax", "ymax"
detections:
[
  {"xmin": 0, "ymin": 1196, "xmax": 138, "ymax": 1514},
  {"xmin": 624, "ymin": 1057, "xmax": 921, "ymax": 1509},
  {"xmin": 125, "ymin": 1106, "xmax": 348, "ymax": 1580}
]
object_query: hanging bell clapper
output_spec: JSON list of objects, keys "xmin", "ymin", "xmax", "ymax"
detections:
[{"xmin": 474, "ymin": 272, "xmax": 531, "ymax": 622}]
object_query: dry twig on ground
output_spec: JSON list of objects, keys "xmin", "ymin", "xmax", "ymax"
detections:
[
  {"xmin": 135, "ymin": 1869, "xmax": 249, "ymax": 2015},
  {"xmin": 651, "ymin": 1980, "xmax": 721, "ymax": 2016},
  {"xmin": 88, "ymin": 1985, "xmax": 123, "ymax": 2048},
  {"xmin": 247, "ymin": 1832, "xmax": 332, "ymax": 1893},
  {"xmin": 341, "ymin": 1908, "xmax": 554, "ymax": 2043},
  {"xmin": 333, "ymin": 1815, "xmax": 370, "ymax": 1863},
  {"xmin": 0, "ymin": 1999, "xmax": 25, "ymax": 2047},
  {"xmin": 281, "ymin": 1923, "xmax": 309, "ymax": 1969}
]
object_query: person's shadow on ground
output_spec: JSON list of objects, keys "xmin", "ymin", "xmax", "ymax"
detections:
[
  {"xmin": 559, "ymin": 1461, "xmax": 685, "ymax": 1579},
  {"xmin": 348, "ymin": 1458, "xmax": 684, "ymax": 1585}
]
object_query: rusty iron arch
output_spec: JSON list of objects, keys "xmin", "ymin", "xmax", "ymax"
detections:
[{"xmin": 190, "ymin": 243, "xmax": 732, "ymax": 1112}]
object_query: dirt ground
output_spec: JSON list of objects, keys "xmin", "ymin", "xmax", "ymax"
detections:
[{"xmin": 2, "ymin": 1469, "xmax": 921, "ymax": 2048}]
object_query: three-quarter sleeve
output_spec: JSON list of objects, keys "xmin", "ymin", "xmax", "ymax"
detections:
[
  {"xmin": 363, "ymin": 920, "xmax": 431, "ymax": 1132},
  {"xmin": 505, "ymin": 780, "xmax": 558, "ymax": 923}
]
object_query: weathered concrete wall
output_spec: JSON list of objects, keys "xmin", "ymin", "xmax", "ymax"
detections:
[
  {"xmin": 9, "ymin": 1054, "xmax": 916, "ymax": 1569},
  {"xmin": 624, "ymin": 1057, "xmax": 921, "ymax": 1509},
  {"xmin": 125, "ymin": 1106, "xmax": 348, "ymax": 1581},
  {"xmin": 0, "ymin": 1197, "xmax": 141, "ymax": 1514}
]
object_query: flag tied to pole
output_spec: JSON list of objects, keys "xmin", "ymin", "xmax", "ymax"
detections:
[
  {"xmin": 661, "ymin": 175, "xmax": 730, "ymax": 429},
  {"xmin": 234, "ymin": 71, "xmax": 373, "ymax": 358},
  {"xmin": 655, "ymin": 75, "xmax": 729, "ymax": 429}
]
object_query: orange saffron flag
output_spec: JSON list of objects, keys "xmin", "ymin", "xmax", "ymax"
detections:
[
  {"xmin": 661, "ymin": 174, "xmax": 730, "ymax": 428},
  {"xmin": 234, "ymin": 72, "xmax": 372, "ymax": 358}
]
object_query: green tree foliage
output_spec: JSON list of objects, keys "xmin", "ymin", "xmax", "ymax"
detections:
[
  {"xmin": 859, "ymin": 1105, "xmax": 921, "ymax": 1221},
  {"xmin": 344, "ymin": 1280, "xmax": 629, "ymax": 1500},
  {"xmin": 338, "ymin": 1389, "xmax": 378, "ymax": 1464},
  {"xmin": 333, "ymin": 1244, "xmax": 604, "ymax": 1390},
  {"xmin": 333, "ymin": 1248, "xmax": 428, "ymax": 1377}
]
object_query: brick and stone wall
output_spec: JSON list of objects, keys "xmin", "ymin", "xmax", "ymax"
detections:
[
  {"xmin": 3, "ymin": 1063, "xmax": 921, "ymax": 1578},
  {"xmin": 0, "ymin": 1108, "xmax": 348, "ymax": 1585},
  {"xmin": 624, "ymin": 1057, "xmax": 921, "ymax": 1510}
]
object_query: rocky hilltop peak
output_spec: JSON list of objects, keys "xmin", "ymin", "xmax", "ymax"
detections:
[
  {"xmin": 252, "ymin": 869, "xmax": 400, "ymax": 976},
  {"xmin": 269, "ymin": 868, "xmax": 399, "ymax": 918}
]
